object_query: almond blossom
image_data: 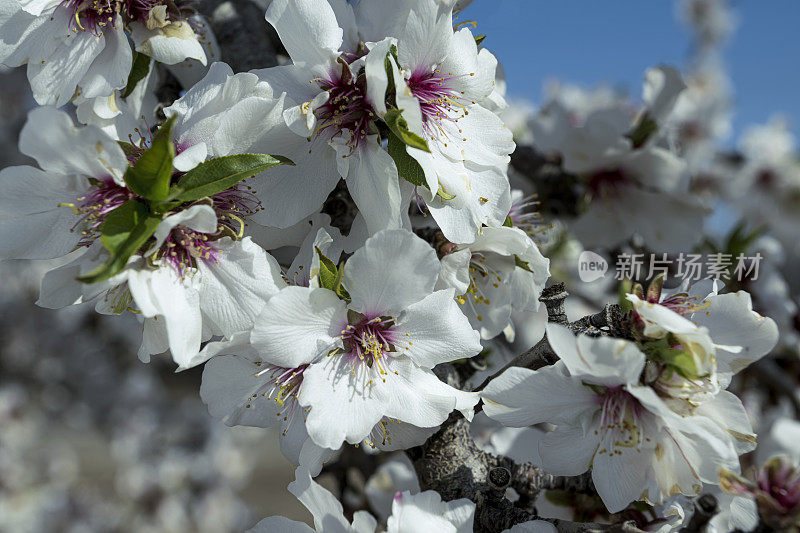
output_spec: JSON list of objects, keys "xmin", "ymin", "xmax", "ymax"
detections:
[
  {"xmin": 437, "ymin": 226, "xmax": 550, "ymax": 339},
  {"xmin": 0, "ymin": 107, "xmax": 287, "ymax": 369},
  {"xmin": 0, "ymin": 0, "xmax": 207, "ymax": 106},
  {"xmin": 368, "ymin": 0, "xmax": 515, "ymax": 243},
  {"xmin": 482, "ymin": 323, "xmax": 751, "ymax": 513},
  {"xmin": 246, "ymin": 229, "xmax": 481, "ymax": 450}
]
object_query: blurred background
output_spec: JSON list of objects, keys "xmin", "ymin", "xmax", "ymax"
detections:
[{"xmin": 1, "ymin": 0, "xmax": 799, "ymax": 531}]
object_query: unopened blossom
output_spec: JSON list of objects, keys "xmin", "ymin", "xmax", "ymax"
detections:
[
  {"xmin": 366, "ymin": 0, "xmax": 515, "ymax": 243},
  {"xmin": 721, "ymin": 455, "xmax": 800, "ymax": 532},
  {"xmin": 247, "ymin": 229, "xmax": 481, "ymax": 450},
  {"xmin": 0, "ymin": 0, "xmax": 207, "ymax": 106},
  {"xmin": 437, "ymin": 226, "xmax": 550, "ymax": 339},
  {"xmin": 627, "ymin": 281, "xmax": 778, "ymax": 407},
  {"xmin": 483, "ymin": 324, "xmax": 746, "ymax": 513},
  {"xmin": 0, "ymin": 107, "xmax": 285, "ymax": 369}
]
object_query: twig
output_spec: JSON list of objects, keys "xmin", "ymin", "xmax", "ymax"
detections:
[{"xmin": 474, "ymin": 283, "xmax": 624, "ymax": 392}]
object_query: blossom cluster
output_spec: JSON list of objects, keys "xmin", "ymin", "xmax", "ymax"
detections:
[{"xmin": 0, "ymin": 0, "xmax": 797, "ymax": 531}]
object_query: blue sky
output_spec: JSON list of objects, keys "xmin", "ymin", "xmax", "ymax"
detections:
[{"xmin": 461, "ymin": 1, "xmax": 800, "ymax": 145}]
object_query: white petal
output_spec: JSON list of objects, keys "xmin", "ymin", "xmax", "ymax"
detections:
[
  {"xmin": 351, "ymin": 511, "xmax": 378, "ymax": 533},
  {"xmin": 482, "ymin": 364, "xmax": 597, "ymax": 427},
  {"xmin": 18, "ymin": 0, "xmax": 59, "ymax": 16},
  {"xmin": 197, "ymin": 238, "xmax": 286, "ymax": 337},
  {"xmin": 288, "ymin": 466, "xmax": 351, "ymax": 531},
  {"xmin": 200, "ymin": 355, "xmax": 280, "ymax": 427},
  {"xmin": 247, "ymin": 517, "xmax": 314, "ymax": 533},
  {"xmin": 127, "ymin": 267, "xmax": 203, "ymax": 368},
  {"xmin": 381, "ymin": 358, "xmax": 479, "ymax": 425},
  {"xmin": 130, "ymin": 21, "xmax": 206, "ymax": 65},
  {"xmin": 394, "ymin": 289, "xmax": 482, "ymax": 369},
  {"xmin": 0, "ymin": 168, "xmax": 83, "ymax": 260},
  {"xmin": 643, "ymin": 65, "xmax": 686, "ymax": 124},
  {"xmin": 149, "ymin": 204, "xmax": 218, "ymax": 254},
  {"xmin": 26, "ymin": 10, "xmax": 105, "ymax": 106},
  {"xmin": 247, "ymin": 121, "xmax": 341, "ymax": 229},
  {"xmin": 19, "ymin": 107, "xmax": 127, "ymax": 182},
  {"xmin": 343, "ymin": 229, "xmax": 440, "ymax": 316},
  {"xmin": 538, "ymin": 425, "xmax": 600, "ymax": 477},
  {"xmin": 396, "ymin": 0, "xmax": 452, "ymax": 73},
  {"xmin": 545, "ymin": 324, "xmax": 645, "ymax": 386},
  {"xmin": 251, "ymin": 286, "xmax": 347, "ymax": 368},
  {"xmin": 265, "ymin": 0, "xmax": 342, "ymax": 71},
  {"xmin": 363, "ymin": 38, "xmax": 397, "ymax": 116},
  {"xmin": 504, "ymin": 520, "xmax": 558, "ymax": 533},
  {"xmin": 693, "ymin": 291, "xmax": 778, "ymax": 375},
  {"xmin": 338, "ymin": 134, "xmax": 403, "ymax": 235},
  {"xmin": 369, "ymin": 419, "xmax": 437, "ymax": 451},
  {"xmin": 173, "ymin": 143, "xmax": 207, "ymax": 172},
  {"xmin": 436, "ymin": 249, "xmax": 471, "ymax": 294},
  {"xmin": 693, "ymin": 390, "xmax": 756, "ymax": 454},
  {"xmin": 592, "ymin": 439, "xmax": 653, "ymax": 513},
  {"xmin": 79, "ymin": 24, "xmax": 131, "ymax": 98}
]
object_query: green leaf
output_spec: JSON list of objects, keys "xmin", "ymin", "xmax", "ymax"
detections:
[
  {"xmin": 474, "ymin": 35, "xmax": 486, "ymax": 46},
  {"xmin": 388, "ymin": 131, "xmax": 428, "ymax": 187},
  {"xmin": 383, "ymin": 44, "xmax": 399, "ymax": 102},
  {"xmin": 121, "ymin": 51, "xmax": 151, "ymax": 99},
  {"xmin": 169, "ymin": 153, "xmax": 293, "ymax": 203},
  {"xmin": 641, "ymin": 337, "xmax": 702, "ymax": 380},
  {"xmin": 78, "ymin": 200, "xmax": 161, "ymax": 284},
  {"xmin": 123, "ymin": 115, "xmax": 177, "ymax": 202},
  {"xmin": 316, "ymin": 246, "xmax": 338, "ymax": 291},
  {"xmin": 384, "ymin": 108, "xmax": 430, "ymax": 152},
  {"xmin": 315, "ymin": 247, "xmax": 350, "ymax": 299},
  {"xmin": 627, "ymin": 112, "xmax": 658, "ymax": 149},
  {"xmin": 514, "ymin": 255, "xmax": 533, "ymax": 273},
  {"xmin": 117, "ymin": 141, "xmax": 139, "ymax": 159},
  {"xmin": 503, "ymin": 216, "xmax": 513, "ymax": 227}
]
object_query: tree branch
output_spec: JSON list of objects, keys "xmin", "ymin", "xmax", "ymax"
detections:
[
  {"xmin": 474, "ymin": 283, "xmax": 627, "ymax": 392},
  {"xmin": 407, "ymin": 413, "xmax": 640, "ymax": 533}
]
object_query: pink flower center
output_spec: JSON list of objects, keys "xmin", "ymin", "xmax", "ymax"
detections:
[
  {"xmin": 587, "ymin": 168, "xmax": 631, "ymax": 198},
  {"xmin": 595, "ymin": 386, "xmax": 647, "ymax": 456},
  {"xmin": 340, "ymin": 315, "xmax": 397, "ymax": 376},
  {"xmin": 758, "ymin": 462, "xmax": 800, "ymax": 512},
  {"xmin": 314, "ymin": 65, "xmax": 374, "ymax": 153},
  {"xmin": 407, "ymin": 68, "xmax": 471, "ymax": 136},
  {"xmin": 157, "ymin": 185, "xmax": 262, "ymax": 275},
  {"xmin": 59, "ymin": 0, "xmax": 192, "ymax": 34},
  {"xmin": 72, "ymin": 178, "xmax": 136, "ymax": 246}
]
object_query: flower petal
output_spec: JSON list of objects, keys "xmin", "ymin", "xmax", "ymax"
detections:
[
  {"xmin": 197, "ymin": 237, "xmax": 286, "ymax": 337},
  {"xmin": 482, "ymin": 364, "xmax": 597, "ymax": 427},
  {"xmin": 546, "ymin": 323, "xmax": 646, "ymax": 386},
  {"xmin": 251, "ymin": 286, "xmax": 347, "ymax": 368},
  {"xmin": 265, "ymin": 0, "xmax": 342, "ymax": 71},
  {"xmin": 394, "ymin": 289, "xmax": 482, "ymax": 369},
  {"xmin": 343, "ymin": 229, "xmax": 440, "ymax": 316},
  {"xmin": 538, "ymin": 425, "xmax": 600, "ymax": 477}
]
